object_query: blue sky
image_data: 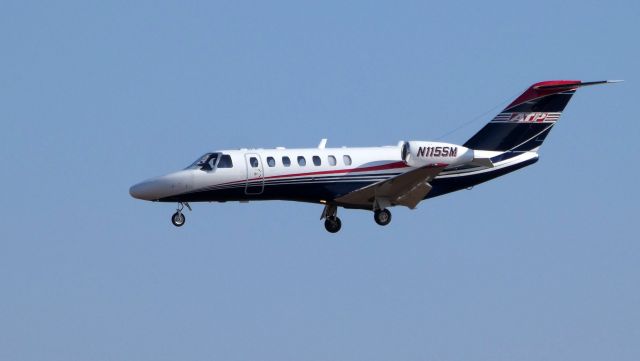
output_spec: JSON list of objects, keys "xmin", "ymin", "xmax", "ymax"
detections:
[{"xmin": 1, "ymin": 1, "xmax": 639, "ymax": 360}]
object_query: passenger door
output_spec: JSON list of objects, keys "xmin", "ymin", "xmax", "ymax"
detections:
[{"xmin": 244, "ymin": 153, "xmax": 264, "ymax": 195}]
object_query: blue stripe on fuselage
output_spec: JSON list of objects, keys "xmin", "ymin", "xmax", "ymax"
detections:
[{"xmin": 158, "ymin": 156, "xmax": 538, "ymax": 205}]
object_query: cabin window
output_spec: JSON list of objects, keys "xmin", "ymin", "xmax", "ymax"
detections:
[
  {"xmin": 282, "ymin": 156, "xmax": 291, "ymax": 167},
  {"xmin": 312, "ymin": 156, "xmax": 321, "ymax": 166},
  {"xmin": 328, "ymin": 155, "xmax": 336, "ymax": 166},
  {"xmin": 297, "ymin": 156, "xmax": 306, "ymax": 166},
  {"xmin": 217, "ymin": 154, "xmax": 233, "ymax": 168},
  {"xmin": 343, "ymin": 155, "xmax": 352, "ymax": 166},
  {"xmin": 267, "ymin": 157, "xmax": 276, "ymax": 167},
  {"xmin": 250, "ymin": 157, "xmax": 259, "ymax": 168}
]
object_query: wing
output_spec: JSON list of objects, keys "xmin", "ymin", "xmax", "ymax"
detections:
[{"xmin": 334, "ymin": 164, "xmax": 446, "ymax": 209}]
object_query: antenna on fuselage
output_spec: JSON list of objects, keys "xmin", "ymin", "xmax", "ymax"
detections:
[{"xmin": 318, "ymin": 138, "xmax": 327, "ymax": 149}]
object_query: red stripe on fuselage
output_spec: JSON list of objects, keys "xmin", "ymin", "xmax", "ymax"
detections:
[
  {"xmin": 219, "ymin": 161, "xmax": 409, "ymax": 186},
  {"xmin": 264, "ymin": 161, "xmax": 408, "ymax": 180}
]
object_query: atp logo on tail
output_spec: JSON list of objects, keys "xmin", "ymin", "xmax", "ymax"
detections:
[
  {"xmin": 491, "ymin": 112, "xmax": 561, "ymax": 123},
  {"xmin": 508, "ymin": 112, "xmax": 560, "ymax": 123}
]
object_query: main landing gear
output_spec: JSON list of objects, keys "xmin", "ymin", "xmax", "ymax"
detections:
[
  {"xmin": 320, "ymin": 204, "xmax": 393, "ymax": 233},
  {"xmin": 171, "ymin": 202, "xmax": 191, "ymax": 227},
  {"xmin": 374, "ymin": 209, "xmax": 392, "ymax": 226},
  {"xmin": 321, "ymin": 204, "xmax": 342, "ymax": 233},
  {"xmin": 324, "ymin": 216, "xmax": 342, "ymax": 233}
]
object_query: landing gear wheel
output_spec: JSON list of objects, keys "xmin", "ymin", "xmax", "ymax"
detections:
[
  {"xmin": 374, "ymin": 209, "xmax": 391, "ymax": 226},
  {"xmin": 171, "ymin": 212, "xmax": 186, "ymax": 227},
  {"xmin": 324, "ymin": 216, "xmax": 342, "ymax": 233}
]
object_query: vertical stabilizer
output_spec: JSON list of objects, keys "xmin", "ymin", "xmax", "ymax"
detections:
[{"xmin": 463, "ymin": 80, "xmax": 613, "ymax": 152}]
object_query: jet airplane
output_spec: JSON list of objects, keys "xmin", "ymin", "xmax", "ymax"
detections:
[{"xmin": 130, "ymin": 80, "xmax": 616, "ymax": 232}]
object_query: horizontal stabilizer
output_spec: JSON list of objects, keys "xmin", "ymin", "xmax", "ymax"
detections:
[{"xmin": 533, "ymin": 80, "xmax": 622, "ymax": 90}]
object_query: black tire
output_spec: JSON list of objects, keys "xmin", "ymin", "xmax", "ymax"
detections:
[
  {"xmin": 171, "ymin": 212, "xmax": 186, "ymax": 227},
  {"xmin": 324, "ymin": 216, "xmax": 342, "ymax": 233},
  {"xmin": 374, "ymin": 209, "xmax": 391, "ymax": 226}
]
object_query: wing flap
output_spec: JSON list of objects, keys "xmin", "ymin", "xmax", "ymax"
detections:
[
  {"xmin": 334, "ymin": 165, "xmax": 445, "ymax": 209},
  {"xmin": 394, "ymin": 180, "xmax": 432, "ymax": 209}
]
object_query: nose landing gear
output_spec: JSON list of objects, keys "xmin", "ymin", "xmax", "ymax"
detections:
[
  {"xmin": 171, "ymin": 202, "xmax": 191, "ymax": 227},
  {"xmin": 171, "ymin": 212, "xmax": 186, "ymax": 227}
]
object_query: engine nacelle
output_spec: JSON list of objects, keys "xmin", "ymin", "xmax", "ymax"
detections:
[{"xmin": 401, "ymin": 141, "xmax": 474, "ymax": 168}]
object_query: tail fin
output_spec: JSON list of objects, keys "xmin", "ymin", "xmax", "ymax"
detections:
[{"xmin": 463, "ymin": 80, "xmax": 614, "ymax": 152}]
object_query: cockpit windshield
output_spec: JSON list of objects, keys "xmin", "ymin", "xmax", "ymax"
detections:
[{"xmin": 187, "ymin": 153, "xmax": 219, "ymax": 171}]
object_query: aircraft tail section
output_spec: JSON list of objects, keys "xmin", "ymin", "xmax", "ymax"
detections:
[{"xmin": 463, "ymin": 80, "xmax": 613, "ymax": 152}]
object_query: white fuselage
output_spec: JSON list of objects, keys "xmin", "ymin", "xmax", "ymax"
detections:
[
  {"xmin": 129, "ymin": 141, "xmax": 537, "ymax": 207},
  {"xmin": 130, "ymin": 144, "xmax": 406, "ymax": 203}
]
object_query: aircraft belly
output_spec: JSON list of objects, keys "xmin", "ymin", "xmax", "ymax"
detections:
[
  {"xmin": 158, "ymin": 179, "xmax": 378, "ymax": 204},
  {"xmin": 427, "ymin": 156, "xmax": 538, "ymax": 198}
]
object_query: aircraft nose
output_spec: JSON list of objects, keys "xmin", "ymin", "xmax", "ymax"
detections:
[
  {"xmin": 129, "ymin": 171, "xmax": 194, "ymax": 201},
  {"xmin": 129, "ymin": 179, "xmax": 166, "ymax": 201}
]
